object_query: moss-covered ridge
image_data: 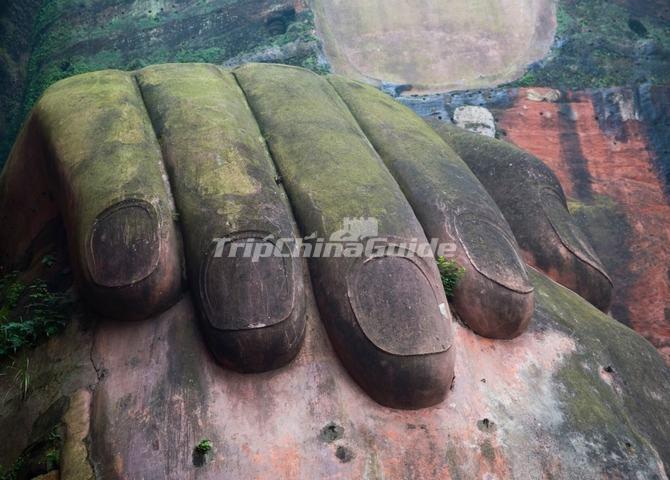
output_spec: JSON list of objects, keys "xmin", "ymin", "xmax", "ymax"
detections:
[{"xmin": 531, "ymin": 268, "xmax": 670, "ymax": 474}]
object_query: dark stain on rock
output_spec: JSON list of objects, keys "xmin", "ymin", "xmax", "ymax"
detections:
[
  {"xmin": 637, "ymin": 84, "xmax": 670, "ymax": 199},
  {"xmin": 628, "ymin": 18, "xmax": 649, "ymax": 37},
  {"xmin": 116, "ymin": 393, "xmax": 134, "ymax": 413},
  {"xmin": 569, "ymin": 193, "xmax": 635, "ymax": 326},
  {"xmin": 480, "ymin": 439, "xmax": 496, "ymax": 464},
  {"xmin": 335, "ymin": 445, "xmax": 354, "ymax": 463},
  {"xmin": 591, "ymin": 89, "xmax": 631, "ymax": 143},
  {"xmin": 477, "ymin": 418, "xmax": 497, "ymax": 433},
  {"xmin": 192, "ymin": 449, "xmax": 209, "ymax": 468},
  {"xmin": 320, "ymin": 422, "xmax": 344, "ymax": 443},
  {"xmin": 558, "ymin": 99, "xmax": 593, "ymax": 201}
]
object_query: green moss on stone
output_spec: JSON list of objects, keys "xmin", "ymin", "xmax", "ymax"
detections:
[
  {"xmin": 234, "ymin": 64, "xmax": 413, "ymax": 236},
  {"xmin": 531, "ymin": 268, "xmax": 670, "ymax": 469},
  {"xmin": 567, "ymin": 194, "xmax": 634, "ymax": 324},
  {"xmin": 508, "ymin": 0, "xmax": 670, "ymax": 89},
  {"xmin": 1, "ymin": 0, "xmax": 326, "ymax": 168}
]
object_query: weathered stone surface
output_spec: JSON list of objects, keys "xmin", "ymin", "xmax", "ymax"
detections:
[
  {"xmin": 311, "ymin": 0, "xmax": 556, "ymax": 93},
  {"xmin": 29, "ymin": 70, "xmax": 183, "ymax": 320},
  {"xmin": 429, "ymin": 121, "xmax": 613, "ymax": 313},
  {"xmin": 0, "ymin": 0, "xmax": 322, "ymax": 167},
  {"xmin": 135, "ymin": 63, "xmax": 306, "ymax": 372},
  {"xmin": 88, "ymin": 271, "xmax": 670, "ymax": 479},
  {"xmin": 491, "ymin": 87, "xmax": 670, "ymax": 364},
  {"xmin": 3, "ymin": 64, "xmax": 517, "ymax": 410},
  {"xmin": 1, "ymin": 64, "xmax": 669, "ymax": 479},
  {"xmin": 61, "ymin": 389, "xmax": 95, "ymax": 480},
  {"xmin": 405, "ymin": 85, "xmax": 670, "ymax": 365},
  {"xmin": 329, "ymin": 76, "xmax": 533, "ymax": 339},
  {"xmin": 452, "ymin": 106, "xmax": 496, "ymax": 138},
  {"xmin": 1, "ymin": 268, "xmax": 668, "ymax": 478},
  {"xmin": 235, "ymin": 63, "xmax": 454, "ymax": 408}
]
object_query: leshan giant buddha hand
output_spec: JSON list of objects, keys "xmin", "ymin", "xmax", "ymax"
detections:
[{"xmin": 0, "ymin": 63, "xmax": 612, "ymax": 409}]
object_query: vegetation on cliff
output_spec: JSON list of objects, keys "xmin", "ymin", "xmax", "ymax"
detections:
[
  {"xmin": 511, "ymin": 0, "xmax": 670, "ymax": 88},
  {"xmin": 0, "ymin": 0, "xmax": 327, "ymax": 167},
  {"xmin": 0, "ymin": 271, "xmax": 72, "ymax": 359}
]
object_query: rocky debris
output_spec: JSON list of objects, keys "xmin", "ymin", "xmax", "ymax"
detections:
[{"xmin": 452, "ymin": 106, "xmax": 496, "ymax": 137}]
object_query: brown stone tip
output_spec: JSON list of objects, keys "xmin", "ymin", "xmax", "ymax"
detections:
[{"xmin": 197, "ymin": 237, "xmax": 306, "ymax": 373}]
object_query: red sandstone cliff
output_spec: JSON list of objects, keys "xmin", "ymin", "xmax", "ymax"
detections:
[{"xmin": 495, "ymin": 87, "xmax": 670, "ymax": 363}]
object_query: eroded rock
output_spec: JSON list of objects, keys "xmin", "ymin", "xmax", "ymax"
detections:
[{"xmin": 0, "ymin": 64, "xmax": 668, "ymax": 479}]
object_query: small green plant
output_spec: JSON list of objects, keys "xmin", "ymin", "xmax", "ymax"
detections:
[
  {"xmin": 48, "ymin": 426, "xmax": 62, "ymax": 444},
  {"xmin": 436, "ymin": 256, "xmax": 465, "ymax": 297},
  {"xmin": 12, "ymin": 358, "xmax": 30, "ymax": 401},
  {"xmin": 41, "ymin": 254, "xmax": 57, "ymax": 268},
  {"xmin": 45, "ymin": 448, "xmax": 59, "ymax": 471},
  {"xmin": 0, "ymin": 454, "xmax": 25, "ymax": 480},
  {"xmin": 0, "ymin": 275, "xmax": 73, "ymax": 359},
  {"xmin": 194, "ymin": 439, "xmax": 213, "ymax": 455},
  {"xmin": 0, "ymin": 273, "xmax": 25, "ymax": 322}
]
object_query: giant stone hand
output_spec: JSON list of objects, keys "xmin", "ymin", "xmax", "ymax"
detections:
[{"xmin": 0, "ymin": 63, "xmax": 612, "ymax": 410}]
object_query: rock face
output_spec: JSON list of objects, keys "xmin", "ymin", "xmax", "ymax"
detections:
[
  {"xmin": 402, "ymin": 86, "xmax": 670, "ymax": 365},
  {"xmin": 452, "ymin": 106, "xmax": 497, "ymax": 138},
  {"xmin": 0, "ymin": 0, "xmax": 324, "ymax": 166},
  {"xmin": 509, "ymin": 0, "xmax": 670, "ymax": 89},
  {"xmin": 311, "ymin": 0, "xmax": 556, "ymax": 93},
  {"xmin": 0, "ymin": 64, "xmax": 669, "ymax": 479},
  {"xmin": 4, "ymin": 0, "xmax": 670, "ymax": 169},
  {"xmin": 1, "ymin": 271, "xmax": 669, "ymax": 479},
  {"xmin": 497, "ymin": 87, "xmax": 670, "ymax": 365},
  {"xmin": 0, "ymin": 0, "xmax": 43, "ymax": 175}
]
